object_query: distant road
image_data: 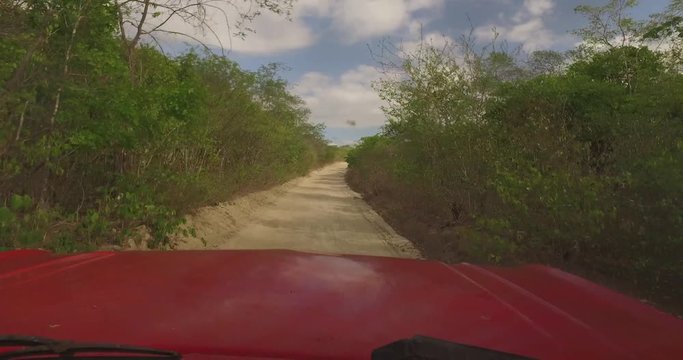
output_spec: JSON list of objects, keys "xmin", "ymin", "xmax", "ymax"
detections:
[{"xmin": 177, "ymin": 162, "xmax": 420, "ymax": 258}]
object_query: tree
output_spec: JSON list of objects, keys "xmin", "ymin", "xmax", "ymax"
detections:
[
  {"xmin": 574, "ymin": 0, "xmax": 642, "ymax": 50},
  {"xmin": 643, "ymin": 0, "xmax": 683, "ymax": 72},
  {"xmin": 0, "ymin": 0, "xmax": 335, "ymax": 250},
  {"xmin": 483, "ymin": 52, "xmax": 526, "ymax": 82},
  {"xmin": 570, "ymin": 46, "xmax": 664, "ymax": 92},
  {"xmin": 526, "ymin": 50, "xmax": 566, "ymax": 76},
  {"xmin": 348, "ymin": 0, "xmax": 683, "ymax": 313},
  {"xmin": 114, "ymin": 0, "xmax": 294, "ymax": 55},
  {"xmin": 644, "ymin": 0, "xmax": 683, "ymax": 40}
]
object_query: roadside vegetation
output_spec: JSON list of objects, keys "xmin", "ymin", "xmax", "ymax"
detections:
[
  {"xmin": 347, "ymin": 0, "xmax": 683, "ymax": 312},
  {"xmin": 0, "ymin": 0, "xmax": 339, "ymax": 251}
]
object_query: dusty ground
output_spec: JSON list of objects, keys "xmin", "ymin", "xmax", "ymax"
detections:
[{"xmin": 176, "ymin": 162, "xmax": 420, "ymax": 258}]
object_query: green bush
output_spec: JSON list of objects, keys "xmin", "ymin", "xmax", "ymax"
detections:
[
  {"xmin": 0, "ymin": 2, "xmax": 335, "ymax": 251},
  {"xmin": 348, "ymin": 27, "xmax": 683, "ymax": 309}
]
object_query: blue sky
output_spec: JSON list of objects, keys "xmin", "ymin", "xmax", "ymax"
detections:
[{"xmin": 160, "ymin": 0, "xmax": 670, "ymax": 144}]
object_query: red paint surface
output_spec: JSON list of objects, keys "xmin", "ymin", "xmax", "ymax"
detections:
[{"xmin": 1, "ymin": 249, "xmax": 682, "ymax": 359}]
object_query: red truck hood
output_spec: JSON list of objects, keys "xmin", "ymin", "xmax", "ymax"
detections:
[{"xmin": 1, "ymin": 249, "xmax": 682, "ymax": 360}]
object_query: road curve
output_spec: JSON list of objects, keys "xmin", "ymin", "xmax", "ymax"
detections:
[{"xmin": 177, "ymin": 162, "xmax": 420, "ymax": 258}]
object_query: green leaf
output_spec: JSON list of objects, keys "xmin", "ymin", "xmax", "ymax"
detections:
[
  {"xmin": 0, "ymin": 207, "xmax": 16, "ymax": 225},
  {"xmin": 10, "ymin": 194, "xmax": 32, "ymax": 212}
]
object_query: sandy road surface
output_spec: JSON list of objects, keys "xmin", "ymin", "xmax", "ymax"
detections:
[{"xmin": 177, "ymin": 162, "xmax": 420, "ymax": 258}]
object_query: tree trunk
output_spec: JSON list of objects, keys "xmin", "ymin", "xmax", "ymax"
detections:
[{"xmin": 40, "ymin": 2, "xmax": 87, "ymax": 206}]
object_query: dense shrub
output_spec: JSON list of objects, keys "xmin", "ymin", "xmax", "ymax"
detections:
[
  {"xmin": 348, "ymin": 3, "xmax": 683, "ymax": 310},
  {"xmin": 0, "ymin": 1, "xmax": 337, "ymax": 250}
]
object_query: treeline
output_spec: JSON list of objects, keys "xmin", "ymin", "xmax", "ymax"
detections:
[
  {"xmin": 348, "ymin": 0, "xmax": 683, "ymax": 311},
  {"xmin": 0, "ymin": 1, "xmax": 337, "ymax": 250}
]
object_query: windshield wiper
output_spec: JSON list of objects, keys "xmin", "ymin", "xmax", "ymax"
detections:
[
  {"xmin": 372, "ymin": 336, "xmax": 536, "ymax": 360},
  {"xmin": 0, "ymin": 335, "xmax": 180, "ymax": 360}
]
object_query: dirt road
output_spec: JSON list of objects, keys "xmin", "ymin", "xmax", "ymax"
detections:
[{"xmin": 177, "ymin": 162, "xmax": 420, "ymax": 258}]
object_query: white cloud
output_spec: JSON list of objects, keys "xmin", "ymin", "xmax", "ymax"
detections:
[
  {"xmin": 524, "ymin": 0, "xmax": 554, "ymax": 16},
  {"xmin": 296, "ymin": 0, "xmax": 333, "ymax": 16},
  {"xmin": 299, "ymin": 0, "xmax": 445, "ymax": 44},
  {"xmin": 333, "ymin": 0, "xmax": 411, "ymax": 43},
  {"xmin": 136, "ymin": 1, "xmax": 316, "ymax": 55},
  {"xmin": 401, "ymin": 30, "xmax": 457, "ymax": 54},
  {"xmin": 145, "ymin": 0, "xmax": 445, "ymax": 54},
  {"xmin": 229, "ymin": 12, "xmax": 316, "ymax": 54},
  {"xmin": 507, "ymin": 18, "xmax": 556, "ymax": 49},
  {"xmin": 294, "ymin": 65, "xmax": 385, "ymax": 128},
  {"xmin": 473, "ymin": 0, "xmax": 572, "ymax": 51}
]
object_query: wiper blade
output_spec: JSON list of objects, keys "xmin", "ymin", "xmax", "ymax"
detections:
[
  {"xmin": 0, "ymin": 335, "xmax": 180, "ymax": 360},
  {"xmin": 372, "ymin": 336, "xmax": 536, "ymax": 360}
]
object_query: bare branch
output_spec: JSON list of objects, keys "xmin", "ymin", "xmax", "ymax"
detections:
[
  {"xmin": 144, "ymin": 32, "xmax": 167, "ymax": 54},
  {"xmin": 129, "ymin": 0, "xmax": 151, "ymax": 50},
  {"xmin": 114, "ymin": 0, "xmax": 293, "ymax": 56},
  {"xmin": 152, "ymin": 28, "xmax": 214, "ymax": 52},
  {"xmin": 115, "ymin": 0, "xmax": 127, "ymax": 43}
]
